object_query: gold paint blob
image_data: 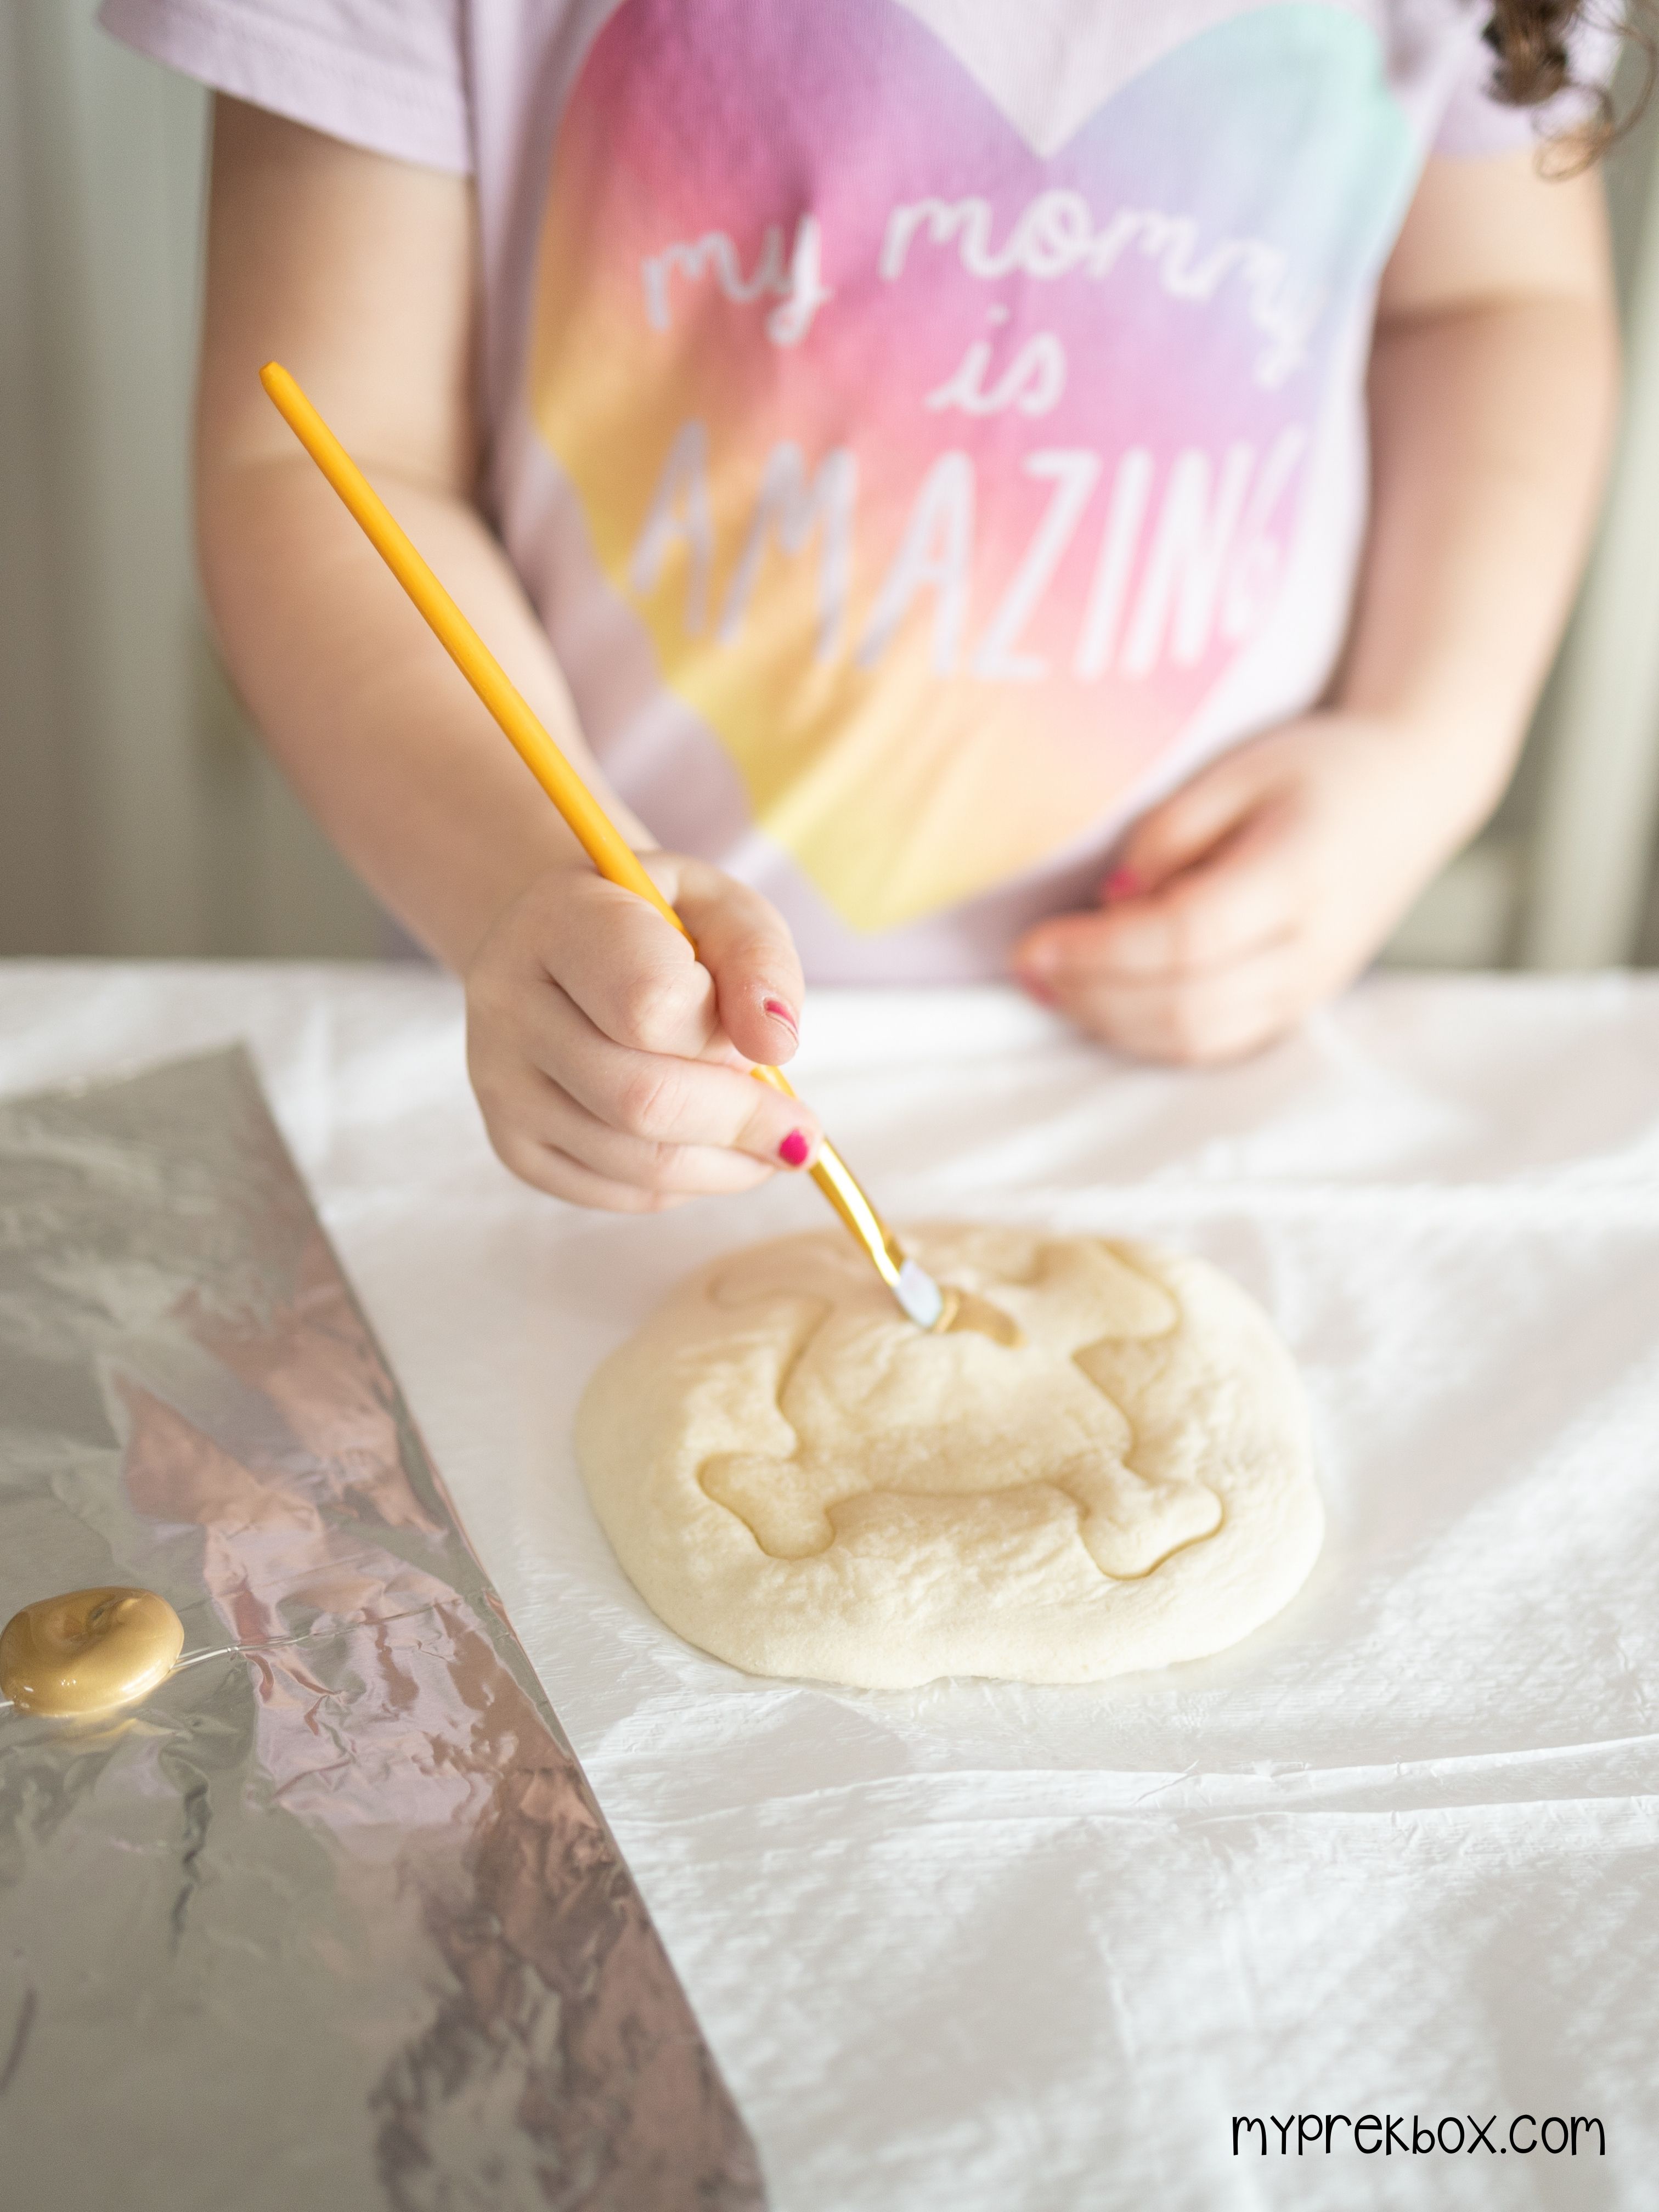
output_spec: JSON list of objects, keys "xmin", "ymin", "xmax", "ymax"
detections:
[{"xmin": 0, "ymin": 1586, "xmax": 185, "ymax": 1718}]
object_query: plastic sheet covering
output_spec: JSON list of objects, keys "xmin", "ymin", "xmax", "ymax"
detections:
[
  {"xmin": 0, "ymin": 1043, "xmax": 764, "ymax": 2212},
  {"xmin": 1, "ymin": 963, "xmax": 1657, "ymax": 2212}
]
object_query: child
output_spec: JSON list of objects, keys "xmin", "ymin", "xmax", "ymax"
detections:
[{"xmin": 106, "ymin": 0, "xmax": 1627, "ymax": 1209}]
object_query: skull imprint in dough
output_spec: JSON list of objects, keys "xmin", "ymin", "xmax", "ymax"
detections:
[{"xmin": 697, "ymin": 1232, "xmax": 1222, "ymax": 1578}]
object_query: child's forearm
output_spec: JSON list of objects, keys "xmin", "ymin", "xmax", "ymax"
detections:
[
  {"xmin": 1339, "ymin": 174, "xmax": 1618, "ymax": 860},
  {"xmin": 196, "ymin": 95, "xmax": 649, "ymax": 974},
  {"xmin": 198, "ymin": 448, "xmax": 644, "ymax": 970}
]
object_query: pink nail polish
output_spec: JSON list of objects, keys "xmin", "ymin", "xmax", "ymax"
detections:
[
  {"xmin": 778, "ymin": 1129, "xmax": 811, "ymax": 1168},
  {"xmin": 1102, "ymin": 867, "xmax": 1141, "ymax": 904},
  {"xmin": 763, "ymin": 996, "xmax": 799, "ymax": 1039}
]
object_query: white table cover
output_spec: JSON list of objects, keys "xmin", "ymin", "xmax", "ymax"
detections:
[{"xmin": 2, "ymin": 962, "xmax": 1655, "ymax": 2211}]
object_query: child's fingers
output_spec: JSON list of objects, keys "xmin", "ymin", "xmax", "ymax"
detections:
[
  {"xmin": 469, "ymin": 1053, "xmax": 684, "ymax": 1213},
  {"xmin": 658, "ymin": 855, "xmax": 806, "ymax": 1067},
  {"xmin": 488, "ymin": 1127, "xmax": 690, "ymax": 1215},
  {"xmin": 466, "ymin": 857, "xmax": 820, "ymax": 1204},
  {"xmin": 1109, "ymin": 742, "xmax": 1282, "ymax": 897},
  {"xmin": 1049, "ymin": 937, "xmax": 1306, "ymax": 1065},
  {"xmin": 472, "ymin": 980, "xmax": 819, "ymax": 1171},
  {"xmin": 536, "ymin": 1087, "xmax": 780, "ymax": 1195},
  {"xmin": 1018, "ymin": 806, "xmax": 1301, "ymax": 986},
  {"xmin": 478, "ymin": 1056, "xmax": 778, "ymax": 1203},
  {"xmin": 531, "ymin": 868, "xmax": 721, "ymax": 1061}
]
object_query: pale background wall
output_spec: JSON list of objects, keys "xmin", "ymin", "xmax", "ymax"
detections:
[
  {"xmin": 3, "ymin": 0, "xmax": 1658, "ymax": 968},
  {"xmin": 0, "ymin": 0, "xmax": 380, "ymax": 958}
]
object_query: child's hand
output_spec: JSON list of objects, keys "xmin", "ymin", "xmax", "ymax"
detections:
[
  {"xmin": 465, "ymin": 852, "xmax": 819, "ymax": 1210},
  {"xmin": 1012, "ymin": 713, "xmax": 1466, "ymax": 1064}
]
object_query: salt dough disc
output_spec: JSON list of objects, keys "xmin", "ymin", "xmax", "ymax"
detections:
[{"xmin": 575, "ymin": 1225, "xmax": 1321, "ymax": 1688}]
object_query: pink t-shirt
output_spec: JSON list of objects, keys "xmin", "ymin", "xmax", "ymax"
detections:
[{"xmin": 106, "ymin": 0, "xmax": 1613, "ymax": 979}]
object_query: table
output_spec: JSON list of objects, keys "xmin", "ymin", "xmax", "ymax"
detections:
[{"xmin": 2, "ymin": 962, "xmax": 1655, "ymax": 2211}]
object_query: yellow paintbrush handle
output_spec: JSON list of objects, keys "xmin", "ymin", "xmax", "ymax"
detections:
[
  {"xmin": 258, "ymin": 362, "xmax": 689, "ymax": 944},
  {"xmin": 751, "ymin": 1064, "xmax": 904, "ymax": 1284}
]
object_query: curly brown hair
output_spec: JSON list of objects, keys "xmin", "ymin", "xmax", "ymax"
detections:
[{"xmin": 1483, "ymin": 2, "xmax": 1654, "ymax": 159}]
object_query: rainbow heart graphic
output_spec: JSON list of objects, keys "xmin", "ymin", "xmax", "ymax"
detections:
[{"xmin": 529, "ymin": 0, "xmax": 1414, "ymax": 932}]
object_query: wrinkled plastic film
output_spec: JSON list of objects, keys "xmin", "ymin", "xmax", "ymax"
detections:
[{"xmin": 0, "ymin": 1045, "xmax": 764, "ymax": 2212}]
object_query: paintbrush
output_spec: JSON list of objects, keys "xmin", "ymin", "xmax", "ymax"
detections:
[{"xmin": 259, "ymin": 362, "xmax": 951, "ymax": 1331}]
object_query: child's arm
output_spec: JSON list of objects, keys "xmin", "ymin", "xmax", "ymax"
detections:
[
  {"xmin": 198, "ymin": 99, "xmax": 816, "ymax": 1206},
  {"xmin": 1013, "ymin": 150, "xmax": 1619, "ymax": 1062}
]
